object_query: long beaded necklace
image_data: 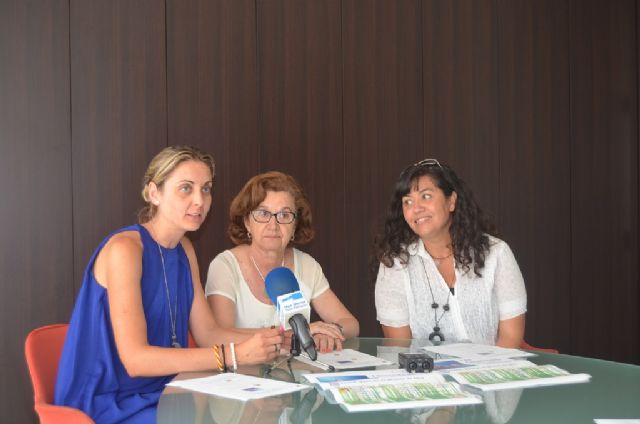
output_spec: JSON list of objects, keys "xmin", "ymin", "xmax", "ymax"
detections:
[
  {"xmin": 157, "ymin": 243, "xmax": 180, "ymax": 348},
  {"xmin": 420, "ymin": 256, "xmax": 450, "ymax": 343}
]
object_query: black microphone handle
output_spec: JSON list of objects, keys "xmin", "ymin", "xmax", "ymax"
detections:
[{"xmin": 288, "ymin": 313, "xmax": 317, "ymax": 361}]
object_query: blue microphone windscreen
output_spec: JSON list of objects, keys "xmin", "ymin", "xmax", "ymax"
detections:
[{"xmin": 264, "ymin": 267, "xmax": 300, "ymax": 304}]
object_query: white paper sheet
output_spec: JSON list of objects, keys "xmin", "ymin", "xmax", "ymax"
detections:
[
  {"xmin": 166, "ymin": 373, "xmax": 309, "ymax": 400},
  {"xmin": 294, "ymin": 348, "xmax": 395, "ymax": 370},
  {"xmin": 421, "ymin": 343, "xmax": 535, "ymax": 360}
]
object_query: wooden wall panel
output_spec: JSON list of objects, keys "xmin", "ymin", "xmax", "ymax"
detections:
[
  {"xmin": 423, "ymin": 0, "xmax": 500, "ymax": 218},
  {"xmin": 0, "ymin": 1, "xmax": 72, "ymax": 422},
  {"xmin": 343, "ymin": 0, "xmax": 423, "ymax": 336},
  {"xmin": 570, "ymin": 0, "xmax": 639, "ymax": 362},
  {"xmin": 166, "ymin": 0, "xmax": 258, "ymax": 280},
  {"xmin": 256, "ymin": 0, "xmax": 347, "ymax": 314},
  {"xmin": 2, "ymin": 1, "xmax": 640, "ymax": 421},
  {"xmin": 70, "ymin": 0, "xmax": 168, "ymax": 287},
  {"xmin": 497, "ymin": 0, "xmax": 573, "ymax": 352}
]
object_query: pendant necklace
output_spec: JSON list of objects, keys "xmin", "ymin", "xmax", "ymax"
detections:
[
  {"xmin": 158, "ymin": 243, "xmax": 181, "ymax": 348},
  {"xmin": 420, "ymin": 256, "xmax": 450, "ymax": 343},
  {"xmin": 250, "ymin": 253, "xmax": 285, "ymax": 283}
]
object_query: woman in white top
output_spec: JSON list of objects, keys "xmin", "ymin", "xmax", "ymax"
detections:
[
  {"xmin": 374, "ymin": 159, "xmax": 526, "ymax": 347},
  {"xmin": 206, "ymin": 171, "xmax": 359, "ymax": 352}
]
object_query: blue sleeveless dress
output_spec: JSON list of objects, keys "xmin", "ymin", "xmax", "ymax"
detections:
[{"xmin": 54, "ymin": 224, "xmax": 194, "ymax": 423}]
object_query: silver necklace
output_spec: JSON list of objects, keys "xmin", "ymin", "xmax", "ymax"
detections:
[
  {"xmin": 250, "ymin": 253, "xmax": 285, "ymax": 282},
  {"xmin": 420, "ymin": 257, "xmax": 450, "ymax": 343},
  {"xmin": 157, "ymin": 243, "xmax": 180, "ymax": 348}
]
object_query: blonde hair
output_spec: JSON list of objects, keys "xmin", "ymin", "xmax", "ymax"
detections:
[{"xmin": 138, "ymin": 146, "xmax": 216, "ymax": 223}]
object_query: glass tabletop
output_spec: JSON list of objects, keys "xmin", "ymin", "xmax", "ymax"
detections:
[{"xmin": 157, "ymin": 338, "xmax": 640, "ymax": 424}]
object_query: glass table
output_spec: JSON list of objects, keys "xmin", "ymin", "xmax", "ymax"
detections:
[{"xmin": 158, "ymin": 338, "xmax": 640, "ymax": 423}]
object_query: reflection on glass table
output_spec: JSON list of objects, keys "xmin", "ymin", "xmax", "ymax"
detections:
[{"xmin": 158, "ymin": 338, "xmax": 640, "ymax": 424}]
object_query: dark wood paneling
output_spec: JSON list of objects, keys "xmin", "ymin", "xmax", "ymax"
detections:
[
  {"xmin": 2, "ymin": 2, "xmax": 640, "ymax": 421},
  {"xmin": 343, "ymin": 0, "xmax": 424, "ymax": 336},
  {"xmin": 256, "ymin": 0, "xmax": 347, "ymax": 314},
  {"xmin": 423, "ymin": 0, "xmax": 500, "ymax": 217},
  {"xmin": 166, "ymin": 0, "xmax": 258, "ymax": 280},
  {"xmin": 497, "ymin": 0, "xmax": 573, "ymax": 352},
  {"xmin": 70, "ymin": 0, "xmax": 168, "ymax": 287},
  {"xmin": 0, "ymin": 1, "xmax": 72, "ymax": 422},
  {"xmin": 570, "ymin": 0, "xmax": 639, "ymax": 362}
]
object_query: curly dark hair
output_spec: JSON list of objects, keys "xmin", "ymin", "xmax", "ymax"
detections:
[
  {"xmin": 228, "ymin": 171, "xmax": 314, "ymax": 246},
  {"xmin": 375, "ymin": 160, "xmax": 497, "ymax": 277}
]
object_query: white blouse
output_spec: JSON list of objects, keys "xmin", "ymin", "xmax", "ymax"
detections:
[
  {"xmin": 375, "ymin": 236, "xmax": 527, "ymax": 345},
  {"xmin": 205, "ymin": 248, "xmax": 330, "ymax": 328}
]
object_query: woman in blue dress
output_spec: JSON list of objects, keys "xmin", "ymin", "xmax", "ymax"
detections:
[{"xmin": 54, "ymin": 146, "xmax": 283, "ymax": 423}]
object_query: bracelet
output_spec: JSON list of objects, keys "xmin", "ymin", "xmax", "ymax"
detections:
[
  {"xmin": 212, "ymin": 345, "xmax": 224, "ymax": 372},
  {"xmin": 229, "ymin": 342, "xmax": 238, "ymax": 372},
  {"xmin": 221, "ymin": 344, "xmax": 228, "ymax": 372}
]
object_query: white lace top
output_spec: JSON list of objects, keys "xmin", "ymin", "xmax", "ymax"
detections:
[
  {"xmin": 375, "ymin": 236, "xmax": 527, "ymax": 345},
  {"xmin": 205, "ymin": 248, "xmax": 330, "ymax": 328}
]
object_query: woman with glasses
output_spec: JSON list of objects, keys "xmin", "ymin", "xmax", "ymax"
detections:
[
  {"xmin": 205, "ymin": 171, "xmax": 359, "ymax": 352},
  {"xmin": 374, "ymin": 159, "xmax": 526, "ymax": 347}
]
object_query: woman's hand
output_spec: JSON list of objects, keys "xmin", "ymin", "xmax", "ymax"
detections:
[
  {"xmin": 255, "ymin": 327, "xmax": 293, "ymax": 355},
  {"xmin": 234, "ymin": 328, "xmax": 283, "ymax": 365},
  {"xmin": 309, "ymin": 321, "xmax": 344, "ymax": 339},
  {"xmin": 309, "ymin": 321, "xmax": 345, "ymax": 353},
  {"xmin": 313, "ymin": 333, "xmax": 343, "ymax": 353}
]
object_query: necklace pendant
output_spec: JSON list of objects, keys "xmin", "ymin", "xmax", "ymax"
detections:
[
  {"xmin": 428, "ymin": 328, "xmax": 445, "ymax": 344},
  {"xmin": 171, "ymin": 336, "xmax": 181, "ymax": 348}
]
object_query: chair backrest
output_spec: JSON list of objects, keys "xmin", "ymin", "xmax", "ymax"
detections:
[
  {"xmin": 188, "ymin": 331, "xmax": 197, "ymax": 348},
  {"xmin": 25, "ymin": 324, "xmax": 94, "ymax": 423},
  {"xmin": 520, "ymin": 340, "xmax": 559, "ymax": 354}
]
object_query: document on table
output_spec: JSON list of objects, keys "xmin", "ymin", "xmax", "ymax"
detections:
[
  {"xmin": 322, "ymin": 372, "xmax": 482, "ymax": 412},
  {"xmin": 433, "ymin": 358, "xmax": 537, "ymax": 373},
  {"xmin": 448, "ymin": 364, "xmax": 591, "ymax": 391},
  {"xmin": 295, "ymin": 348, "xmax": 395, "ymax": 370},
  {"xmin": 302, "ymin": 368, "xmax": 415, "ymax": 390},
  {"xmin": 166, "ymin": 373, "xmax": 309, "ymax": 400},
  {"xmin": 421, "ymin": 343, "xmax": 535, "ymax": 360}
]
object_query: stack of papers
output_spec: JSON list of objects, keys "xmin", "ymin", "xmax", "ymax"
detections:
[
  {"xmin": 303, "ymin": 370, "xmax": 482, "ymax": 412},
  {"xmin": 448, "ymin": 364, "xmax": 591, "ymax": 391}
]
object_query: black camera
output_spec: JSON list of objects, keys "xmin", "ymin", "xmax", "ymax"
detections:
[{"xmin": 398, "ymin": 352, "xmax": 434, "ymax": 373}]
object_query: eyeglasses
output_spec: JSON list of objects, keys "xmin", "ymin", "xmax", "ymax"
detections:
[
  {"xmin": 413, "ymin": 158, "xmax": 443, "ymax": 169},
  {"xmin": 250, "ymin": 209, "xmax": 297, "ymax": 224}
]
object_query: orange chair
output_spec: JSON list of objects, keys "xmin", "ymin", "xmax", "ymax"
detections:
[
  {"xmin": 24, "ymin": 324, "xmax": 94, "ymax": 423},
  {"xmin": 188, "ymin": 331, "xmax": 197, "ymax": 348},
  {"xmin": 520, "ymin": 340, "xmax": 559, "ymax": 354}
]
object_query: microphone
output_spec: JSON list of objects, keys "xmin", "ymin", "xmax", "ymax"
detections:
[{"xmin": 265, "ymin": 267, "xmax": 317, "ymax": 361}]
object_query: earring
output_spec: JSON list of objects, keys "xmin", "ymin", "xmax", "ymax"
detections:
[
  {"xmin": 153, "ymin": 200, "xmax": 160, "ymax": 206},
  {"xmin": 290, "ymin": 234, "xmax": 294, "ymax": 241},
  {"xmin": 247, "ymin": 232, "xmax": 252, "ymax": 240}
]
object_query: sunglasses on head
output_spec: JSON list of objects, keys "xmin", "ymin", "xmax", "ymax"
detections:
[{"xmin": 412, "ymin": 158, "xmax": 443, "ymax": 169}]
